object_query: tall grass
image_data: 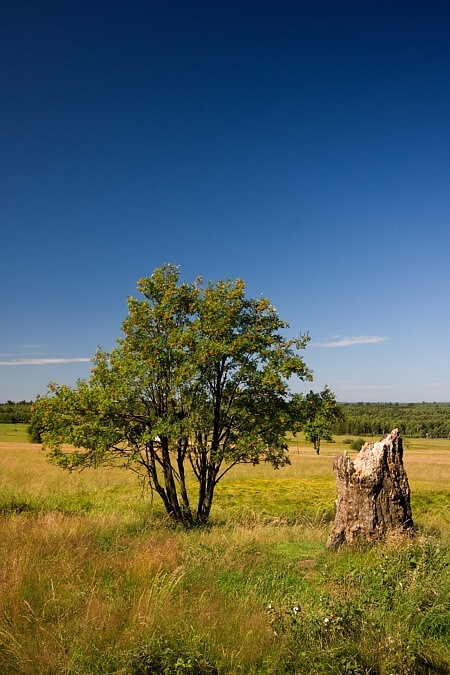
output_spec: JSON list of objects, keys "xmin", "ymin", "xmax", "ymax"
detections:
[{"xmin": 0, "ymin": 436, "xmax": 449, "ymax": 673}]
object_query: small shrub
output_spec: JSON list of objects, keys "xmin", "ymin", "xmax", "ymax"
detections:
[
  {"xmin": 347, "ymin": 438, "xmax": 365, "ymax": 451},
  {"xmin": 132, "ymin": 638, "xmax": 218, "ymax": 675}
]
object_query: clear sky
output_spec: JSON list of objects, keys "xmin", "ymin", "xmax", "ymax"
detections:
[{"xmin": 1, "ymin": 0, "xmax": 449, "ymax": 403}]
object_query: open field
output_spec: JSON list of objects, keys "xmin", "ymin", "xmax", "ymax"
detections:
[
  {"xmin": 0, "ymin": 423, "xmax": 30, "ymax": 443},
  {"xmin": 0, "ymin": 435, "xmax": 449, "ymax": 674}
]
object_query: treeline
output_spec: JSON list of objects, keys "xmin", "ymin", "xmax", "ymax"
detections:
[
  {"xmin": 333, "ymin": 402, "xmax": 450, "ymax": 438},
  {"xmin": 2, "ymin": 400, "xmax": 450, "ymax": 439},
  {"xmin": 0, "ymin": 401, "xmax": 33, "ymax": 424}
]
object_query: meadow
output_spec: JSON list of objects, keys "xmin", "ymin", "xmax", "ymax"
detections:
[{"xmin": 0, "ymin": 427, "xmax": 449, "ymax": 674}]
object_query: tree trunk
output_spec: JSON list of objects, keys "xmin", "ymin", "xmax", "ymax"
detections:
[{"xmin": 327, "ymin": 429, "xmax": 414, "ymax": 548}]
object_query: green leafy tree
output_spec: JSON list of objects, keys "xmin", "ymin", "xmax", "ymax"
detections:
[
  {"xmin": 299, "ymin": 386, "xmax": 343, "ymax": 454},
  {"xmin": 32, "ymin": 264, "xmax": 313, "ymax": 525}
]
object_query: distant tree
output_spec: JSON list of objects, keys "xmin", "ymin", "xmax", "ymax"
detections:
[
  {"xmin": 32, "ymin": 264, "xmax": 313, "ymax": 525},
  {"xmin": 299, "ymin": 387, "xmax": 343, "ymax": 454}
]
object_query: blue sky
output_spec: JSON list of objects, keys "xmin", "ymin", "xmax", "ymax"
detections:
[{"xmin": 1, "ymin": 0, "xmax": 449, "ymax": 403}]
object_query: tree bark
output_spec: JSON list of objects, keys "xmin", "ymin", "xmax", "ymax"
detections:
[{"xmin": 327, "ymin": 429, "xmax": 414, "ymax": 548}]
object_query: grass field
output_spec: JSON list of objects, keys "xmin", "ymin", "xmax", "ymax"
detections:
[
  {"xmin": 0, "ymin": 423, "xmax": 30, "ymax": 443},
  {"xmin": 0, "ymin": 432, "xmax": 449, "ymax": 674}
]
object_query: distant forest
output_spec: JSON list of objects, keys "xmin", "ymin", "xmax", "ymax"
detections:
[
  {"xmin": 334, "ymin": 402, "xmax": 450, "ymax": 438},
  {"xmin": 1, "ymin": 400, "xmax": 450, "ymax": 438},
  {"xmin": 0, "ymin": 401, "xmax": 34, "ymax": 424}
]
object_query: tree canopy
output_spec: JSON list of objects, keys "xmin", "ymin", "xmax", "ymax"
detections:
[{"xmin": 32, "ymin": 264, "xmax": 314, "ymax": 525}]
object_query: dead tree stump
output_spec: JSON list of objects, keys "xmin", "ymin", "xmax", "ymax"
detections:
[{"xmin": 327, "ymin": 429, "xmax": 414, "ymax": 548}]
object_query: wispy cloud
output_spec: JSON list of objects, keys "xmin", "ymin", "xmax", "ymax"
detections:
[
  {"xmin": 0, "ymin": 358, "xmax": 91, "ymax": 366},
  {"xmin": 0, "ymin": 352, "xmax": 43, "ymax": 357},
  {"xmin": 313, "ymin": 335, "xmax": 388, "ymax": 348}
]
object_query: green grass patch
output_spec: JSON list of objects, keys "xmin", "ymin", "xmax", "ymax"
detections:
[
  {"xmin": 215, "ymin": 476, "xmax": 335, "ymax": 522},
  {"xmin": 0, "ymin": 423, "xmax": 30, "ymax": 442}
]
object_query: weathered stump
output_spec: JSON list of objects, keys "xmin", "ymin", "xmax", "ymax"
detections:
[{"xmin": 327, "ymin": 429, "xmax": 414, "ymax": 548}]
